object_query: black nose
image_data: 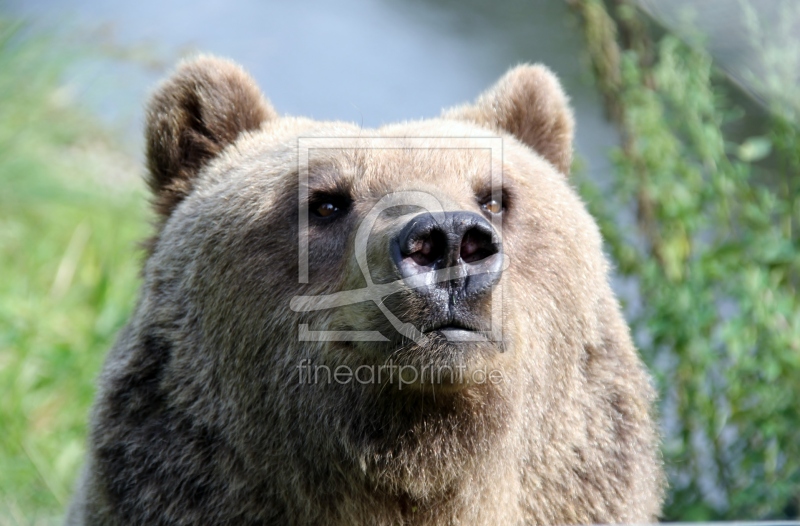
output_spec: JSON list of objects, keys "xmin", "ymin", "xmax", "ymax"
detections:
[{"xmin": 391, "ymin": 211, "xmax": 503, "ymax": 297}]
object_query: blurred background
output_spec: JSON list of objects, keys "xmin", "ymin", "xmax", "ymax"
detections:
[{"xmin": 0, "ymin": 0, "xmax": 798, "ymax": 523}]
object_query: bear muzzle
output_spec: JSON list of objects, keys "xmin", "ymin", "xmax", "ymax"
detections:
[{"xmin": 389, "ymin": 210, "xmax": 503, "ymax": 338}]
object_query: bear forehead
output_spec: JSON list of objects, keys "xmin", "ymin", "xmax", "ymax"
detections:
[{"xmin": 205, "ymin": 116, "xmax": 561, "ymax": 203}]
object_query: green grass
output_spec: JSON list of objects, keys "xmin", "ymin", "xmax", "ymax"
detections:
[{"xmin": 0, "ymin": 18, "xmax": 150, "ymax": 524}]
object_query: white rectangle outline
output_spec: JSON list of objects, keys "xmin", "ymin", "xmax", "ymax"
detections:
[{"xmin": 298, "ymin": 136, "xmax": 503, "ymax": 342}]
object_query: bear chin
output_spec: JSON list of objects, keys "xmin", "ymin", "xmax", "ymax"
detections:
[
  {"xmin": 339, "ymin": 334, "xmax": 509, "ymax": 395},
  {"xmin": 329, "ymin": 355, "xmax": 519, "ymax": 498}
]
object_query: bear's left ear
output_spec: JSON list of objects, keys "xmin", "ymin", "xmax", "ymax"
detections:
[
  {"xmin": 145, "ymin": 55, "xmax": 277, "ymax": 218},
  {"xmin": 443, "ymin": 64, "xmax": 574, "ymax": 175}
]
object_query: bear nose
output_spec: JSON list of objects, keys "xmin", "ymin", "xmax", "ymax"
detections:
[{"xmin": 391, "ymin": 211, "xmax": 503, "ymax": 297}]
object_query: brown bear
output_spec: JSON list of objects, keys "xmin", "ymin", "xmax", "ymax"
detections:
[{"xmin": 66, "ymin": 56, "xmax": 663, "ymax": 525}]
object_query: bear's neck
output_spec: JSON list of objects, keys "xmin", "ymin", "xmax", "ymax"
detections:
[{"xmin": 280, "ymin": 381, "xmax": 524, "ymax": 524}]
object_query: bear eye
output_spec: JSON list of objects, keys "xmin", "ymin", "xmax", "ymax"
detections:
[
  {"xmin": 480, "ymin": 198, "xmax": 503, "ymax": 215},
  {"xmin": 314, "ymin": 202, "xmax": 339, "ymax": 218},
  {"xmin": 310, "ymin": 193, "xmax": 351, "ymax": 221}
]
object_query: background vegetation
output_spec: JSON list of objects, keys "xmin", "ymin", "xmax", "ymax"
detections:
[
  {"xmin": 0, "ymin": 1, "xmax": 798, "ymax": 523},
  {"xmin": 570, "ymin": 0, "xmax": 800, "ymax": 520},
  {"xmin": 0, "ymin": 18, "xmax": 148, "ymax": 524}
]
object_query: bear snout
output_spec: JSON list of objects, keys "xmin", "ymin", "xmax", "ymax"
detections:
[{"xmin": 390, "ymin": 211, "xmax": 503, "ymax": 301}]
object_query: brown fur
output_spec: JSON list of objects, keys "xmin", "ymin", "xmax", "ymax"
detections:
[
  {"xmin": 444, "ymin": 65, "xmax": 575, "ymax": 174},
  {"xmin": 145, "ymin": 55, "xmax": 277, "ymax": 218},
  {"xmin": 67, "ymin": 56, "xmax": 663, "ymax": 525}
]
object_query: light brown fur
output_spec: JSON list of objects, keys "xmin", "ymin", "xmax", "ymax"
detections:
[{"xmin": 67, "ymin": 56, "xmax": 663, "ymax": 525}]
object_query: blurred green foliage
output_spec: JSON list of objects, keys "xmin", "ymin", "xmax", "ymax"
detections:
[
  {"xmin": 571, "ymin": 0, "xmax": 800, "ymax": 520},
  {"xmin": 0, "ymin": 18, "xmax": 148, "ymax": 524}
]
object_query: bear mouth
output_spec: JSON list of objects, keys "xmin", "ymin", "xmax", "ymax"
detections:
[{"xmin": 424, "ymin": 323, "xmax": 489, "ymax": 342}]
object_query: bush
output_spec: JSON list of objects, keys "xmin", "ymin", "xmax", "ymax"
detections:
[{"xmin": 570, "ymin": 0, "xmax": 800, "ymax": 520}]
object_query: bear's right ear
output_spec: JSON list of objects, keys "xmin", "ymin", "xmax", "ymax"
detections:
[{"xmin": 145, "ymin": 56, "xmax": 276, "ymax": 218}]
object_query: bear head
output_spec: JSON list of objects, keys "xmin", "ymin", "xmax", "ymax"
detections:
[{"xmin": 74, "ymin": 56, "xmax": 662, "ymax": 525}]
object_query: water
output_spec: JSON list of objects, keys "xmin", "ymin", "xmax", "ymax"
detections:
[{"xmin": 7, "ymin": 0, "xmax": 618, "ymax": 181}]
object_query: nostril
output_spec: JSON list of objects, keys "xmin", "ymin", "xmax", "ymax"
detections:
[
  {"xmin": 460, "ymin": 228, "xmax": 497, "ymax": 264},
  {"xmin": 408, "ymin": 229, "xmax": 447, "ymax": 267},
  {"xmin": 392, "ymin": 212, "xmax": 502, "ymax": 297}
]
